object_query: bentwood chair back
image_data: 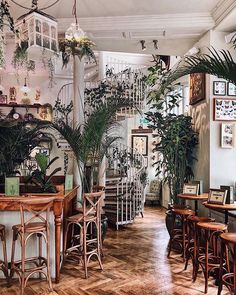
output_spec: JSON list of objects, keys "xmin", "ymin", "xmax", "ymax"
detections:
[{"xmin": 10, "ymin": 197, "xmax": 54, "ymax": 295}]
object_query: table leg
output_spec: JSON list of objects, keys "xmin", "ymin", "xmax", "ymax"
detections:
[
  {"xmin": 195, "ymin": 200, "xmax": 198, "ymax": 215},
  {"xmin": 54, "ymin": 200, "xmax": 63, "ymax": 284},
  {"xmin": 225, "ymin": 210, "xmax": 229, "ymax": 225}
]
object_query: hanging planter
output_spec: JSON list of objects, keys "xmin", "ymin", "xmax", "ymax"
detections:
[{"xmin": 59, "ymin": 36, "xmax": 96, "ymax": 68}]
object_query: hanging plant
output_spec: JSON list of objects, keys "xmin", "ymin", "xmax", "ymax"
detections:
[
  {"xmin": 12, "ymin": 40, "xmax": 35, "ymax": 72},
  {"xmin": 0, "ymin": 1, "xmax": 14, "ymax": 32},
  {"xmin": 59, "ymin": 36, "xmax": 96, "ymax": 68}
]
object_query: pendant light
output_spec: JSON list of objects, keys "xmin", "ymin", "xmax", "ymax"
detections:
[
  {"xmin": 65, "ymin": 0, "xmax": 85, "ymax": 40},
  {"xmin": 20, "ymin": 77, "xmax": 31, "ymax": 94}
]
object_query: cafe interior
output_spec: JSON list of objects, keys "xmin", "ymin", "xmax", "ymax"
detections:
[{"xmin": 1, "ymin": 0, "xmax": 236, "ymax": 294}]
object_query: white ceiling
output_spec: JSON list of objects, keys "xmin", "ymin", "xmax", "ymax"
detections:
[{"xmin": 7, "ymin": 0, "xmax": 235, "ymax": 56}]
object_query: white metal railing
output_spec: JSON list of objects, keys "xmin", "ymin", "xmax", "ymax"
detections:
[
  {"xmin": 85, "ymin": 67, "xmax": 146, "ymax": 118},
  {"xmin": 106, "ymin": 142, "xmax": 145, "ymax": 230}
]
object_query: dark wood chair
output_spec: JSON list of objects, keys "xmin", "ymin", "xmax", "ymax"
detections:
[
  {"xmin": 63, "ymin": 191, "xmax": 104, "ymax": 278},
  {"xmin": 167, "ymin": 208, "xmax": 195, "ymax": 261},
  {"xmin": 184, "ymin": 215, "xmax": 215, "ymax": 281},
  {"xmin": 0, "ymin": 224, "xmax": 8, "ymax": 280},
  {"xmin": 196, "ymin": 222, "xmax": 229, "ymax": 294},
  {"xmin": 10, "ymin": 197, "xmax": 54, "ymax": 295},
  {"xmin": 218, "ymin": 233, "xmax": 236, "ymax": 295}
]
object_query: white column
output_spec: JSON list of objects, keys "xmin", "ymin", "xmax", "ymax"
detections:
[{"xmin": 73, "ymin": 56, "xmax": 85, "ymax": 203}]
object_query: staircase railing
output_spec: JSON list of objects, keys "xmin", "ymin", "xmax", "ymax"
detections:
[{"xmin": 106, "ymin": 142, "xmax": 145, "ymax": 229}]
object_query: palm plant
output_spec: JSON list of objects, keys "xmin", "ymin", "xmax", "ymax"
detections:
[
  {"xmin": 0, "ymin": 121, "xmax": 50, "ymax": 177},
  {"xmin": 52, "ymin": 98, "xmax": 131, "ymax": 192},
  {"xmin": 151, "ymin": 48, "xmax": 236, "ymax": 101}
]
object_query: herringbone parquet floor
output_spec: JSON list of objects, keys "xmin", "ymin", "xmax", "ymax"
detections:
[{"xmin": 0, "ymin": 207, "xmax": 229, "ymax": 294}]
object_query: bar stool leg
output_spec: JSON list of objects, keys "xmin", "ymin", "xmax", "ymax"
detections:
[
  {"xmin": 46, "ymin": 228, "xmax": 53, "ymax": 291},
  {"xmin": 83, "ymin": 220, "xmax": 88, "ymax": 279},
  {"xmin": 204, "ymin": 230, "xmax": 209, "ymax": 294},
  {"xmin": 10, "ymin": 231, "xmax": 17, "ymax": 280},
  {"xmin": 21, "ymin": 234, "xmax": 25, "ymax": 295},
  {"xmin": 1, "ymin": 228, "xmax": 8, "ymax": 279},
  {"xmin": 217, "ymin": 240, "xmax": 224, "ymax": 295},
  {"xmin": 182, "ymin": 216, "xmax": 186, "ymax": 262},
  {"xmin": 38, "ymin": 233, "xmax": 42, "ymax": 280},
  {"xmin": 167, "ymin": 214, "xmax": 176, "ymax": 258}
]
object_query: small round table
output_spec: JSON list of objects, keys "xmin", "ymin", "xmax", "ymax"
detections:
[
  {"xmin": 203, "ymin": 202, "xmax": 236, "ymax": 224},
  {"xmin": 178, "ymin": 193, "xmax": 209, "ymax": 215}
]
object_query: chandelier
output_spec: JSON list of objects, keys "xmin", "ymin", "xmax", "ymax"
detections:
[{"xmin": 65, "ymin": 0, "xmax": 85, "ymax": 40}]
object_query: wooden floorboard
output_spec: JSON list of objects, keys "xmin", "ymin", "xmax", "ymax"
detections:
[{"xmin": 0, "ymin": 207, "xmax": 230, "ymax": 294}]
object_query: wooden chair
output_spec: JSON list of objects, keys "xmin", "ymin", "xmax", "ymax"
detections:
[
  {"xmin": 10, "ymin": 197, "xmax": 54, "ymax": 295},
  {"xmin": 0, "ymin": 224, "xmax": 8, "ymax": 280},
  {"xmin": 218, "ymin": 233, "xmax": 236, "ymax": 295},
  {"xmin": 167, "ymin": 208, "xmax": 195, "ymax": 261},
  {"xmin": 184, "ymin": 216, "xmax": 215, "ymax": 281},
  {"xmin": 63, "ymin": 191, "xmax": 104, "ymax": 278},
  {"xmin": 196, "ymin": 222, "xmax": 229, "ymax": 294}
]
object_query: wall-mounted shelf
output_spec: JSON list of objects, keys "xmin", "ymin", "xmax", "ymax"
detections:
[{"xmin": 0, "ymin": 103, "xmax": 42, "ymax": 109}]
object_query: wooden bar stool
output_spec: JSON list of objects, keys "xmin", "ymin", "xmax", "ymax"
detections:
[
  {"xmin": 196, "ymin": 222, "xmax": 229, "ymax": 294},
  {"xmin": 167, "ymin": 208, "xmax": 195, "ymax": 261},
  {"xmin": 184, "ymin": 216, "xmax": 215, "ymax": 281},
  {"xmin": 0, "ymin": 224, "xmax": 8, "ymax": 279},
  {"xmin": 218, "ymin": 233, "xmax": 236, "ymax": 295},
  {"xmin": 10, "ymin": 197, "xmax": 54, "ymax": 295},
  {"xmin": 63, "ymin": 191, "xmax": 104, "ymax": 278}
]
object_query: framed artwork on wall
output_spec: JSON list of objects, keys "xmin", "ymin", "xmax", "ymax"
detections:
[
  {"xmin": 189, "ymin": 73, "xmax": 205, "ymax": 105},
  {"xmin": 227, "ymin": 82, "xmax": 236, "ymax": 96},
  {"xmin": 131, "ymin": 135, "xmax": 148, "ymax": 156},
  {"xmin": 213, "ymin": 81, "xmax": 226, "ymax": 96},
  {"xmin": 214, "ymin": 98, "xmax": 236, "ymax": 121},
  {"xmin": 221, "ymin": 123, "xmax": 234, "ymax": 148}
]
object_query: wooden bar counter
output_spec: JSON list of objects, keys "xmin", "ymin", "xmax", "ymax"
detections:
[{"xmin": 0, "ymin": 186, "xmax": 78, "ymax": 283}]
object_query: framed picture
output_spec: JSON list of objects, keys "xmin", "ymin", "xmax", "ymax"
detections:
[
  {"xmin": 189, "ymin": 73, "xmax": 205, "ymax": 105},
  {"xmin": 213, "ymin": 81, "xmax": 226, "ymax": 96},
  {"xmin": 208, "ymin": 189, "xmax": 227, "ymax": 205},
  {"xmin": 65, "ymin": 174, "xmax": 73, "ymax": 191},
  {"xmin": 214, "ymin": 98, "xmax": 236, "ymax": 121},
  {"xmin": 0, "ymin": 94, "xmax": 7, "ymax": 104},
  {"xmin": 221, "ymin": 123, "xmax": 234, "ymax": 148},
  {"xmin": 131, "ymin": 135, "xmax": 148, "ymax": 156},
  {"xmin": 5, "ymin": 177, "xmax": 20, "ymax": 196},
  {"xmin": 183, "ymin": 183, "xmax": 199, "ymax": 195},
  {"xmin": 227, "ymin": 82, "xmax": 236, "ymax": 96}
]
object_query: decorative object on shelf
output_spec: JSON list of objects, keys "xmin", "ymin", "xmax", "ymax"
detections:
[
  {"xmin": 35, "ymin": 87, "xmax": 40, "ymax": 100},
  {"xmin": 189, "ymin": 73, "xmax": 205, "ymax": 105},
  {"xmin": 9, "ymin": 86, "xmax": 17, "ymax": 103},
  {"xmin": 227, "ymin": 82, "xmax": 236, "ymax": 96},
  {"xmin": 14, "ymin": 0, "xmax": 58, "ymax": 60},
  {"xmin": 131, "ymin": 135, "xmax": 148, "ymax": 156},
  {"xmin": 214, "ymin": 98, "xmax": 236, "ymax": 121},
  {"xmin": 183, "ymin": 183, "xmax": 199, "ymax": 195},
  {"xmin": 38, "ymin": 103, "xmax": 53, "ymax": 121},
  {"xmin": 59, "ymin": 0, "xmax": 96, "ymax": 68},
  {"xmin": 5, "ymin": 177, "xmax": 19, "ymax": 196},
  {"xmin": 6, "ymin": 107, "xmax": 21, "ymax": 120},
  {"xmin": 221, "ymin": 123, "xmax": 234, "ymax": 148},
  {"xmin": 20, "ymin": 78, "xmax": 31, "ymax": 104},
  {"xmin": 213, "ymin": 81, "xmax": 226, "ymax": 96},
  {"xmin": 24, "ymin": 112, "xmax": 34, "ymax": 121},
  {"xmin": 208, "ymin": 189, "xmax": 227, "ymax": 205},
  {"xmin": 0, "ymin": 90, "xmax": 7, "ymax": 103}
]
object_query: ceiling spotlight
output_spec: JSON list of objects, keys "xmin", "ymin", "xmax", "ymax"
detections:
[
  {"xmin": 153, "ymin": 40, "xmax": 158, "ymax": 50},
  {"xmin": 140, "ymin": 40, "xmax": 146, "ymax": 51}
]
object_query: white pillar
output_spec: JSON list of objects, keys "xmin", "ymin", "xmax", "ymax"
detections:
[{"xmin": 73, "ymin": 56, "xmax": 85, "ymax": 203}]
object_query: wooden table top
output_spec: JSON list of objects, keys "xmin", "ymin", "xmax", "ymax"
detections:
[
  {"xmin": 178, "ymin": 193, "xmax": 209, "ymax": 201},
  {"xmin": 203, "ymin": 201, "xmax": 236, "ymax": 210}
]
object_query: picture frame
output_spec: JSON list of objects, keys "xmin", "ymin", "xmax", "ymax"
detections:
[
  {"xmin": 208, "ymin": 189, "xmax": 227, "ymax": 205},
  {"xmin": 0, "ymin": 94, "xmax": 7, "ymax": 104},
  {"xmin": 221, "ymin": 123, "xmax": 234, "ymax": 148},
  {"xmin": 65, "ymin": 174, "xmax": 73, "ymax": 191},
  {"xmin": 131, "ymin": 135, "xmax": 148, "ymax": 156},
  {"xmin": 189, "ymin": 73, "xmax": 206, "ymax": 105},
  {"xmin": 5, "ymin": 177, "xmax": 20, "ymax": 196},
  {"xmin": 227, "ymin": 82, "xmax": 236, "ymax": 96},
  {"xmin": 213, "ymin": 81, "xmax": 226, "ymax": 96},
  {"xmin": 183, "ymin": 183, "xmax": 199, "ymax": 195},
  {"xmin": 214, "ymin": 98, "xmax": 236, "ymax": 121}
]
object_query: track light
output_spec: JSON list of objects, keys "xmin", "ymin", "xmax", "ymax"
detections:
[
  {"xmin": 140, "ymin": 40, "xmax": 146, "ymax": 51},
  {"xmin": 153, "ymin": 40, "xmax": 158, "ymax": 50}
]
